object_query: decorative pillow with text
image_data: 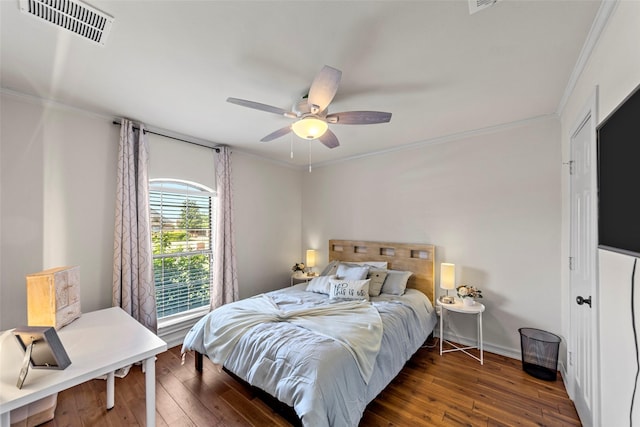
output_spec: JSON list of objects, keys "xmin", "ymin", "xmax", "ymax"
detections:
[{"xmin": 329, "ymin": 279, "xmax": 371, "ymax": 301}]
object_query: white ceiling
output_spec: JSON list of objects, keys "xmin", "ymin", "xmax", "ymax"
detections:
[{"xmin": 0, "ymin": 0, "xmax": 601, "ymax": 166}]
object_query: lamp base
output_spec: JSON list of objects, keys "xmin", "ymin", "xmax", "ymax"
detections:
[{"xmin": 439, "ymin": 295, "xmax": 455, "ymax": 304}]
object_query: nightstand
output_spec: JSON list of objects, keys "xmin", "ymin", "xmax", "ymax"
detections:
[
  {"xmin": 291, "ymin": 272, "xmax": 316, "ymax": 286},
  {"xmin": 437, "ymin": 299, "xmax": 485, "ymax": 364}
]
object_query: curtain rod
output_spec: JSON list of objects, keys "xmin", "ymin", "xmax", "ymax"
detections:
[{"xmin": 112, "ymin": 120, "xmax": 221, "ymax": 153}]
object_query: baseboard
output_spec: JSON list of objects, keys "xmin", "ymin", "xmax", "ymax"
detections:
[
  {"xmin": 159, "ymin": 328, "xmax": 189, "ymax": 349},
  {"xmin": 439, "ymin": 331, "xmax": 521, "ymax": 360},
  {"xmin": 559, "ymin": 361, "xmax": 574, "ymax": 400},
  {"xmin": 158, "ymin": 315, "xmax": 204, "ymax": 349}
]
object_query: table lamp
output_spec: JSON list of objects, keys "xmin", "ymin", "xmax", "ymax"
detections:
[
  {"xmin": 306, "ymin": 249, "xmax": 316, "ymax": 276},
  {"xmin": 440, "ymin": 263, "xmax": 455, "ymax": 304}
]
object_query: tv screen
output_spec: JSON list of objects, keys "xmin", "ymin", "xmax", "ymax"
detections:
[{"xmin": 597, "ymin": 83, "xmax": 640, "ymax": 258}]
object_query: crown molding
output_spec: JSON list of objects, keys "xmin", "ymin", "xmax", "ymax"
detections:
[
  {"xmin": 556, "ymin": 0, "xmax": 618, "ymax": 116},
  {"xmin": 1, "ymin": 87, "xmax": 115, "ymax": 122},
  {"xmin": 308, "ymin": 114, "xmax": 558, "ymax": 170}
]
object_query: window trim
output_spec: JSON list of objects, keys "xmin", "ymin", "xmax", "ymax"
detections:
[{"xmin": 157, "ymin": 305, "xmax": 209, "ymax": 329}]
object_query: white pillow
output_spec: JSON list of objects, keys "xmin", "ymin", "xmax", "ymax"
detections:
[
  {"xmin": 335, "ymin": 264, "xmax": 369, "ymax": 280},
  {"xmin": 342, "ymin": 261, "xmax": 388, "ymax": 269},
  {"xmin": 306, "ymin": 275, "xmax": 336, "ymax": 294},
  {"xmin": 381, "ymin": 270, "xmax": 412, "ymax": 295},
  {"xmin": 329, "ymin": 279, "xmax": 370, "ymax": 301}
]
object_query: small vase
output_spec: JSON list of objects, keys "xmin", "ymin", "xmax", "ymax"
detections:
[{"xmin": 463, "ymin": 297, "xmax": 475, "ymax": 306}]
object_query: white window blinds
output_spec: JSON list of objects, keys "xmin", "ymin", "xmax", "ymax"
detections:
[{"xmin": 150, "ymin": 180, "xmax": 215, "ymax": 318}]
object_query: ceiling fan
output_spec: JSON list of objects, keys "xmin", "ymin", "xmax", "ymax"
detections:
[{"xmin": 227, "ymin": 65, "xmax": 392, "ymax": 149}]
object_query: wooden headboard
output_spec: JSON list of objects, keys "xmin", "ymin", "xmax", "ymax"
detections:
[{"xmin": 328, "ymin": 240, "xmax": 435, "ymax": 303}]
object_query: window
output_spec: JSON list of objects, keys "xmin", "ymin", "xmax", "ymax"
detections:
[{"xmin": 150, "ymin": 179, "xmax": 215, "ymax": 319}]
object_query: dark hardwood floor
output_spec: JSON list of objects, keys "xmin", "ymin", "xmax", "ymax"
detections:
[{"xmin": 40, "ymin": 342, "xmax": 581, "ymax": 426}]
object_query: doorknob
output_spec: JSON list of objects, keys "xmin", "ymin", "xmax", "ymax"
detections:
[{"xmin": 576, "ymin": 296, "xmax": 592, "ymax": 307}]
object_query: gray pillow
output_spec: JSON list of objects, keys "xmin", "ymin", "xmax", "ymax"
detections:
[
  {"xmin": 381, "ymin": 270, "xmax": 412, "ymax": 295},
  {"xmin": 319, "ymin": 260, "xmax": 339, "ymax": 276}
]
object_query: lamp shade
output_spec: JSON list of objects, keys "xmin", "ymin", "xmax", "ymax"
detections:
[
  {"xmin": 440, "ymin": 263, "xmax": 455, "ymax": 290},
  {"xmin": 291, "ymin": 117, "xmax": 328, "ymax": 140},
  {"xmin": 306, "ymin": 250, "xmax": 316, "ymax": 268}
]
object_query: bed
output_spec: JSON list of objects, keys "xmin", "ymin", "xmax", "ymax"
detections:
[{"xmin": 181, "ymin": 239, "xmax": 437, "ymax": 426}]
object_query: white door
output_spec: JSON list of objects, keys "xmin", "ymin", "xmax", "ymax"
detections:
[{"xmin": 569, "ymin": 100, "xmax": 599, "ymax": 426}]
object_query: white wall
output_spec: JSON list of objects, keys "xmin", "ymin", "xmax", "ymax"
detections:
[
  {"xmin": 0, "ymin": 91, "xmax": 302, "ymax": 330},
  {"xmin": 148, "ymin": 133, "xmax": 216, "ymax": 189},
  {"xmin": 1, "ymin": 93, "xmax": 45, "ymax": 330},
  {"xmin": 559, "ymin": 1, "xmax": 640, "ymax": 425},
  {"xmin": 233, "ymin": 151, "xmax": 302, "ymax": 298},
  {"xmin": 0, "ymin": 92, "xmax": 119, "ymax": 329},
  {"xmin": 302, "ymin": 116, "xmax": 562, "ymax": 356}
]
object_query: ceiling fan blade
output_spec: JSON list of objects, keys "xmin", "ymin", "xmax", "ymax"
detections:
[
  {"xmin": 307, "ymin": 66, "xmax": 342, "ymax": 113},
  {"xmin": 318, "ymin": 129, "xmax": 339, "ymax": 149},
  {"xmin": 227, "ymin": 97, "xmax": 296, "ymax": 118},
  {"xmin": 326, "ymin": 111, "xmax": 392, "ymax": 125},
  {"xmin": 260, "ymin": 126, "xmax": 292, "ymax": 142}
]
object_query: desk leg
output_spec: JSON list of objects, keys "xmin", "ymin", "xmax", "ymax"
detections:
[
  {"xmin": 1, "ymin": 411, "xmax": 10, "ymax": 427},
  {"xmin": 106, "ymin": 371, "xmax": 115, "ymax": 409},
  {"xmin": 144, "ymin": 356, "xmax": 156, "ymax": 427}
]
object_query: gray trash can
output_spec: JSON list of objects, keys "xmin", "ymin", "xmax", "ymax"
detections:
[{"xmin": 518, "ymin": 327, "xmax": 561, "ymax": 381}]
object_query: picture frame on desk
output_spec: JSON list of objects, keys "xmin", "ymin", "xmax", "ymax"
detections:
[{"xmin": 13, "ymin": 326, "xmax": 71, "ymax": 389}]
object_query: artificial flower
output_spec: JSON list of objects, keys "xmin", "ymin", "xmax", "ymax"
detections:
[{"xmin": 456, "ymin": 285, "xmax": 483, "ymax": 299}]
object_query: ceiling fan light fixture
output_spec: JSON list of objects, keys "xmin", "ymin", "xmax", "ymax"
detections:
[
  {"xmin": 291, "ymin": 117, "xmax": 328, "ymax": 140},
  {"xmin": 227, "ymin": 65, "xmax": 391, "ymax": 150}
]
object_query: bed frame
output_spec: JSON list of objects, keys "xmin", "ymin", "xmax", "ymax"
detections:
[{"xmin": 193, "ymin": 239, "xmax": 436, "ymax": 423}]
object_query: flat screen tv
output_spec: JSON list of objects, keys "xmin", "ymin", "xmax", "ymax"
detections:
[{"xmin": 597, "ymin": 83, "xmax": 640, "ymax": 258}]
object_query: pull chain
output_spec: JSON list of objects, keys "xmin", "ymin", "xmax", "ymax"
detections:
[
  {"xmin": 308, "ymin": 142, "xmax": 312, "ymax": 172},
  {"xmin": 290, "ymin": 131, "xmax": 294, "ymax": 159}
]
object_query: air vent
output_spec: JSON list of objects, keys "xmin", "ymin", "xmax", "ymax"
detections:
[
  {"xmin": 19, "ymin": 0, "xmax": 114, "ymax": 46},
  {"xmin": 469, "ymin": 0, "xmax": 498, "ymax": 15}
]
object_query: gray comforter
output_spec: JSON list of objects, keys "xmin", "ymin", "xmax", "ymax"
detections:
[{"xmin": 181, "ymin": 283, "xmax": 437, "ymax": 426}]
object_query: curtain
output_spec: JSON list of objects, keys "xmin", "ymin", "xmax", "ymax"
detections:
[
  {"xmin": 112, "ymin": 119, "xmax": 157, "ymax": 333},
  {"xmin": 211, "ymin": 146, "xmax": 239, "ymax": 310}
]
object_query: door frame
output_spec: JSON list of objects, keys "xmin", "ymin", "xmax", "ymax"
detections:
[{"xmin": 567, "ymin": 87, "xmax": 600, "ymax": 426}]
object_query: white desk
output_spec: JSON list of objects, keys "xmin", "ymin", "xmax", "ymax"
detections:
[
  {"xmin": 438, "ymin": 299, "xmax": 485, "ymax": 364},
  {"xmin": 0, "ymin": 307, "xmax": 167, "ymax": 426}
]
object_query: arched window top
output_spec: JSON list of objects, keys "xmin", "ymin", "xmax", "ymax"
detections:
[{"xmin": 150, "ymin": 178, "xmax": 214, "ymax": 196}]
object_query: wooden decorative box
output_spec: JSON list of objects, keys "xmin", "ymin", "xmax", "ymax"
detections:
[{"xmin": 26, "ymin": 266, "xmax": 81, "ymax": 330}]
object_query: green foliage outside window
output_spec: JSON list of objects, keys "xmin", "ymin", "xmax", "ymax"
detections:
[{"xmin": 150, "ymin": 184, "xmax": 214, "ymax": 318}]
